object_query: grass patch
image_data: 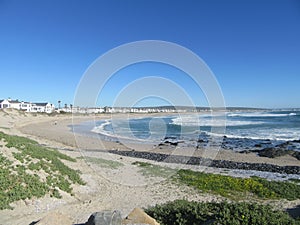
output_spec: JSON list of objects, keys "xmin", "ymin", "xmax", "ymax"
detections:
[
  {"xmin": 175, "ymin": 169, "xmax": 300, "ymax": 200},
  {"xmin": 79, "ymin": 156, "xmax": 124, "ymax": 169},
  {"xmin": 0, "ymin": 131, "xmax": 85, "ymax": 210},
  {"xmin": 133, "ymin": 161, "xmax": 300, "ymax": 201},
  {"xmin": 145, "ymin": 199, "xmax": 300, "ymax": 225},
  {"xmin": 132, "ymin": 161, "xmax": 176, "ymax": 178}
]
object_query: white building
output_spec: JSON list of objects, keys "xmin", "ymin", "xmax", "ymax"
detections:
[
  {"xmin": 0, "ymin": 99, "xmax": 22, "ymax": 109},
  {"xmin": 20, "ymin": 101, "xmax": 33, "ymax": 112},
  {"xmin": 31, "ymin": 103, "xmax": 55, "ymax": 113},
  {"xmin": 0, "ymin": 99, "xmax": 55, "ymax": 113},
  {"xmin": 0, "ymin": 99, "xmax": 11, "ymax": 109}
]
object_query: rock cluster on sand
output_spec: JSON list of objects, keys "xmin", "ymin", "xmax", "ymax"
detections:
[
  {"xmin": 220, "ymin": 136, "xmax": 300, "ymax": 153},
  {"xmin": 108, "ymin": 150, "xmax": 300, "ymax": 174},
  {"xmin": 34, "ymin": 208, "xmax": 159, "ymax": 225},
  {"xmin": 239, "ymin": 140, "xmax": 300, "ymax": 160}
]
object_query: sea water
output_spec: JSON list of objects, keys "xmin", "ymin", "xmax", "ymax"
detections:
[{"xmin": 90, "ymin": 110, "xmax": 300, "ymax": 151}]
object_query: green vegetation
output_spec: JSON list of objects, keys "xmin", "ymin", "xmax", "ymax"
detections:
[
  {"xmin": 132, "ymin": 161, "xmax": 175, "ymax": 178},
  {"xmin": 175, "ymin": 170, "xmax": 300, "ymax": 200},
  {"xmin": 0, "ymin": 131, "xmax": 85, "ymax": 209},
  {"xmin": 133, "ymin": 161, "xmax": 300, "ymax": 200},
  {"xmin": 78, "ymin": 156, "xmax": 124, "ymax": 169},
  {"xmin": 146, "ymin": 199, "xmax": 299, "ymax": 225}
]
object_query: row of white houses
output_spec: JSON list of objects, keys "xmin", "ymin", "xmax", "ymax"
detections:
[
  {"xmin": 0, "ymin": 99, "xmax": 55, "ymax": 113},
  {"xmin": 0, "ymin": 98, "xmax": 214, "ymax": 114},
  {"xmin": 62, "ymin": 106, "xmax": 192, "ymax": 114},
  {"xmin": 62, "ymin": 107, "xmax": 175, "ymax": 114}
]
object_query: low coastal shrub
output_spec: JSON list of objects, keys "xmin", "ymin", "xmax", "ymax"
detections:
[
  {"xmin": 145, "ymin": 199, "xmax": 300, "ymax": 225},
  {"xmin": 0, "ymin": 131, "xmax": 85, "ymax": 210},
  {"xmin": 0, "ymin": 156, "xmax": 49, "ymax": 209}
]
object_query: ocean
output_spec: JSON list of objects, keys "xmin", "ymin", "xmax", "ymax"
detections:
[{"xmin": 88, "ymin": 110, "xmax": 300, "ymax": 152}]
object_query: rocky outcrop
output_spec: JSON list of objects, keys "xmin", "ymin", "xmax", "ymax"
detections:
[
  {"xmin": 158, "ymin": 137, "xmax": 184, "ymax": 147},
  {"xmin": 108, "ymin": 149, "xmax": 300, "ymax": 174},
  {"xmin": 33, "ymin": 209, "xmax": 159, "ymax": 225},
  {"xmin": 247, "ymin": 142, "xmax": 300, "ymax": 160},
  {"xmin": 81, "ymin": 208, "xmax": 160, "ymax": 225}
]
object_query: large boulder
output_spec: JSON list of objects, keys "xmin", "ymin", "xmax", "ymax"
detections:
[
  {"xmin": 86, "ymin": 211, "xmax": 122, "ymax": 225},
  {"xmin": 122, "ymin": 208, "xmax": 160, "ymax": 225}
]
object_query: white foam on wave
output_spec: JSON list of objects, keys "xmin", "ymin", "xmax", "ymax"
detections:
[
  {"xmin": 91, "ymin": 120, "xmax": 156, "ymax": 143},
  {"xmin": 171, "ymin": 116, "xmax": 264, "ymax": 127},
  {"xmin": 91, "ymin": 120, "xmax": 113, "ymax": 136},
  {"xmin": 228, "ymin": 112, "xmax": 297, "ymax": 117},
  {"xmin": 207, "ymin": 127, "xmax": 300, "ymax": 141}
]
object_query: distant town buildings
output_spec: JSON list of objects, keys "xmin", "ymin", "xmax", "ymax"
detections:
[{"xmin": 0, "ymin": 98, "xmax": 217, "ymax": 114}]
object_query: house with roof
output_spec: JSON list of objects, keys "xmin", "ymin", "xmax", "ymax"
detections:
[
  {"xmin": 0, "ymin": 98, "xmax": 22, "ymax": 109},
  {"xmin": 31, "ymin": 102, "xmax": 55, "ymax": 113},
  {"xmin": 0, "ymin": 99, "xmax": 10, "ymax": 109},
  {"xmin": 20, "ymin": 101, "xmax": 33, "ymax": 112}
]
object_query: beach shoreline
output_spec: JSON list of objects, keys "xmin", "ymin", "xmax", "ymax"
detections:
[{"xmin": 17, "ymin": 111, "xmax": 300, "ymax": 168}]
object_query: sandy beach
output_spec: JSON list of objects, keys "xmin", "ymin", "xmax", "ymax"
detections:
[{"xmin": 0, "ymin": 109, "xmax": 299, "ymax": 224}]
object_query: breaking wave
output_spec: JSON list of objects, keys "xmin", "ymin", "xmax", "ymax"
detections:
[
  {"xmin": 228, "ymin": 112, "xmax": 297, "ymax": 117},
  {"xmin": 171, "ymin": 116, "xmax": 264, "ymax": 127}
]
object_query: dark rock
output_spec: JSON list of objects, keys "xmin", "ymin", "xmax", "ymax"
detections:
[
  {"xmin": 286, "ymin": 205, "xmax": 300, "ymax": 219},
  {"xmin": 164, "ymin": 141, "xmax": 178, "ymax": 146},
  {"xmin": 85, "ymin": 211, "xmax": 121, "ymax": 225},
  {"xmin": 164, "ymin": 136, "xmax": 177, "ymax": 140},
  {"xmin": 256, "ymin": 144, "xmax": 300, "ymax": 160},
  {"xmin": 292, "ymin": 151, "xmax": 300, "ymax": 160},
  {"xmin": 239, "ymin": 150, "xmax": 251, "ymax": 154},
  {"xmin": 254, "ymin": 144, "xmax": 262, "ymax": 148},
  {"xmin": 258, "ymin": 148, "xmax": 288, "ymax": 158},
  {"xmin": 275, "ymin": 142, "xmax": 289, "ymax": 148}
]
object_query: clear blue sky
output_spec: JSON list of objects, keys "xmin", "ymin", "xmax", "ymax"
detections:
[{"xmin": 0, "ymin": 0, "xmax": 299, "ymax": 108}]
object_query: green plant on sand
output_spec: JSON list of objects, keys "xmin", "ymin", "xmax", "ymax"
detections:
[
  {"xmin": 145, "ymin": 199, "xmax": 300, "ymax": 225},
  {"xmin": 0, "ymin": 131, "xmax": 85, "ymax": 210}
]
